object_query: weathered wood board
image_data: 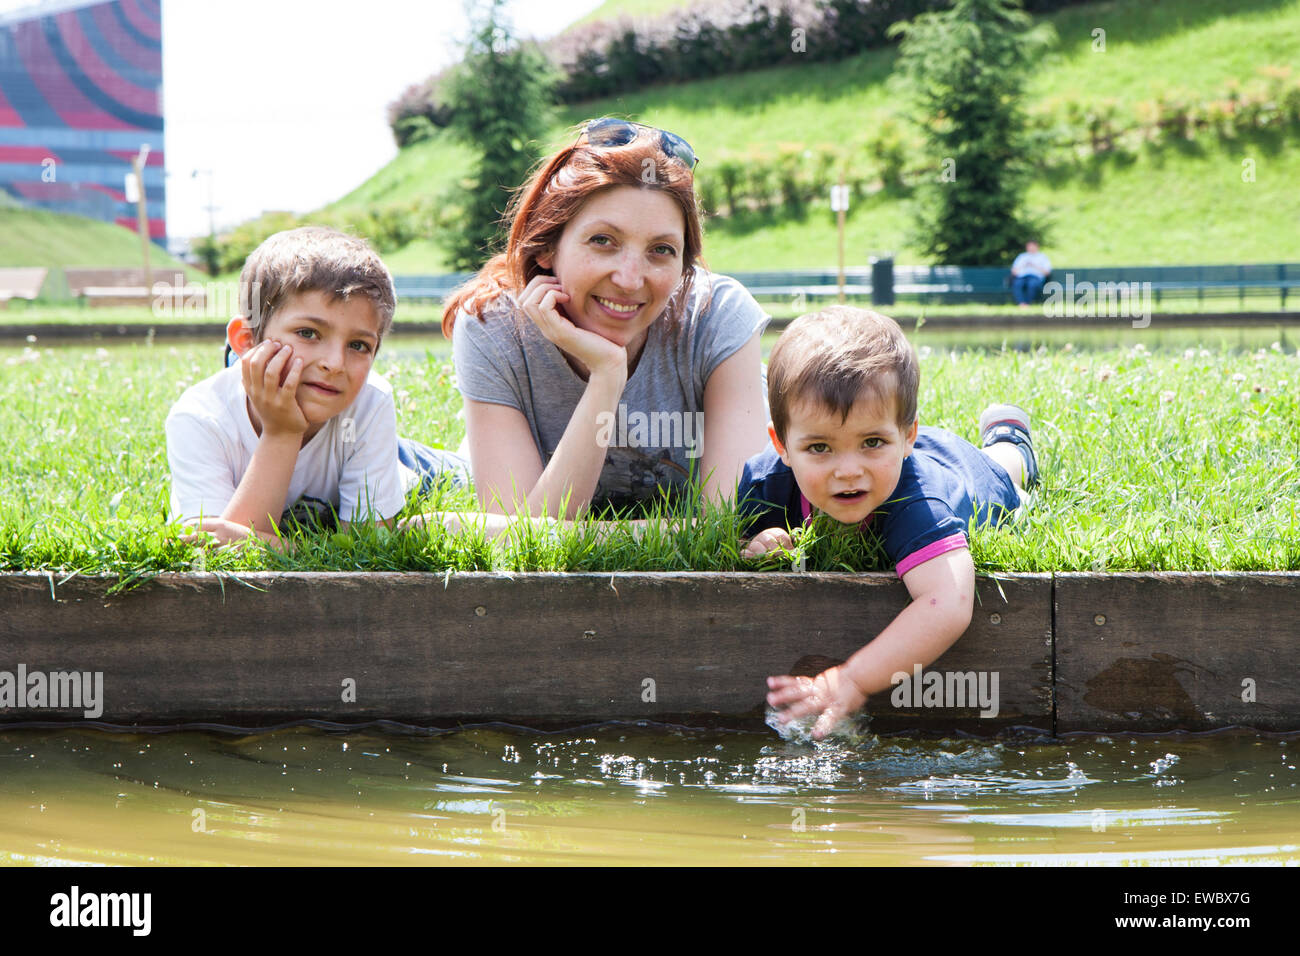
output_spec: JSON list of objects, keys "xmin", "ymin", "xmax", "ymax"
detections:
[
  {"xmin": 1055, "ymin": 572, "xmax": 1300, "ymax": 732},
  {"xmin": 0, "ymin": 572, "xmax": 1051, "ymax": 729}
]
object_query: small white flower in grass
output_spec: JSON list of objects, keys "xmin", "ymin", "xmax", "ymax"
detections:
[
  {"xmin": 1271, "ymin": 342, "xmax": 1283, "ymax": 352},
  {"xmin": 1159, "ymin": 390, "xmax": 1175, "ymax": 403},
  {"xmin": 1232, "ymin": 373, "xmax": 1246, "ymax": 382}
]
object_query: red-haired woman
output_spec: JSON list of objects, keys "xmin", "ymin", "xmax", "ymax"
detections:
[{"xmin": 443, "ymin": 119, "xmax": 769, "ymax": 518}]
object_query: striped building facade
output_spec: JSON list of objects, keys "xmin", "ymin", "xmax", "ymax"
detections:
[{"xmin": 0, "ymin": 0, "xmax": 165, "ymax": 242}]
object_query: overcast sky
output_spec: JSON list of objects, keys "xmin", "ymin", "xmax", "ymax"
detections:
[{"xmin": 0, "ymin": 0, "xmax": 603, "ymax": 238}]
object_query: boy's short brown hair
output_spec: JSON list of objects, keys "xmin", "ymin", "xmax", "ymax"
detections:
[
  {"xmin": 767, "ymin": 306, "xmax": 919, "ymax": 442},
  {"xmin": 237, "ymin": 226, "xmax": 396, "ymax": 343}
]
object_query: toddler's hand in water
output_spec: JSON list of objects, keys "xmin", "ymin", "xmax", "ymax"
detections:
[{"xmin": 766, "ymin": 665, "xmax": 867, "ymax": 741}]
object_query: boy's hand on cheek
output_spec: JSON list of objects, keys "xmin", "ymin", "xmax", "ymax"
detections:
[
  {"xmin": 242, "ymin": 340, "xmax": 309, "ymax": 437},
  {"xmin": 766, "ymin": 665, "xmax": 867, "ymax": 740}
]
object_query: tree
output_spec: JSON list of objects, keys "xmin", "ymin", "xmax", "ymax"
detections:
[
  {"xmin": 889, "ymin": 0, "xmax": 1055, "ymax": 264},
  {"xmin": 441, "ymin": 0, "xmax": 556, "ymax": 271}
]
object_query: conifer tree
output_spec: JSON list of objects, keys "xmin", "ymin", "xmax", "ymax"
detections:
[
  {"xmin": 443, "ymin": 0, "xmax": 555, "ymax": 271},
  {"xmin": 889, "ymin": 0, "xmax": 1054, "ymax": 263}
]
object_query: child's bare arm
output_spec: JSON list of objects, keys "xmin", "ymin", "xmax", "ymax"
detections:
[
  {"xmin": 766, "ymin": 547, "xmax": 976, "ymax": 739},
  {"xmin": 402, "ymin": 511, "xmax": 652, "ymax": 541},
  {"xmin": 181, "ymin": 517, "xmax": 292, "ymax": 551},
  {"xmin": 220, "ymin": 340, "xmax": 308, "ymax": 535}
]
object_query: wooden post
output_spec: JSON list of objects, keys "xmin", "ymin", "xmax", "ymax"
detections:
[
  {"xmin": 836, "ymin": 172, "xmax": 846, "ymax": 303},
  {"xmin": 130, "ymin": 146, "xmax": 153, "ymax": 294}
]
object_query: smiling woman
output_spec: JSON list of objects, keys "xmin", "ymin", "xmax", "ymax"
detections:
[{"xmin": 441, "ymin": 119, "xmax": 770, "ymax": 519}]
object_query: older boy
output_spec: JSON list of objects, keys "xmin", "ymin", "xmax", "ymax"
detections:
[
  {"xmin": 737, "ymin": 306, "xmax": 1039, "ymax": 738},
  {"xmin": 168, "ymin": 226, "xmax": 433, "ymax": 546}
]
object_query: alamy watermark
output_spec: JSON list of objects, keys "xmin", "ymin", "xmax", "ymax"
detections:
[
  {"xmin": 890, "ymin": 664, "xmax": 1000, "ymax": 718},
  {"xmin": 0, "ymin": 664, "xmax": 103, "ymax": 718},
  {"xmin": 151, "ymin": 275, "xmax": 262, "ymax": 319},
  {"xmin": 1042, "ymin": 274, "xmax": 1153, "ymax": 329},
  {"xmin": 49, "ymin": 886, "xmax": 150, "ymax": 936},
  {"xmin": 595, "ymin": 403, "xmax": 704, "ymax": 458}
]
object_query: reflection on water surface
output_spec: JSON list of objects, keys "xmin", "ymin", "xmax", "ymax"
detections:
[{"xmin": 1, "ymin": 724, "xmax": 1295, "ymax": 865}]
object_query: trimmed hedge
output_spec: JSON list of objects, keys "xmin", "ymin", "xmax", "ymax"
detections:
[{"xmin": 388, "ymin": 0, "xmax": 1096, "ymax": 138}]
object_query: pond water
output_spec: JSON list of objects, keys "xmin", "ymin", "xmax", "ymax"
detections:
[{"xmin": 2, "ymin": 723, "xmax": 1295, "ymax": 866}]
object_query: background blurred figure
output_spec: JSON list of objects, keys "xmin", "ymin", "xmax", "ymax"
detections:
[{"xmin": 1010, "ymin": 241, "xmax": 1052, "ymax": 306}]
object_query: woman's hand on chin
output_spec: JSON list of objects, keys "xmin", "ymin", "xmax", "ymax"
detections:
[{"xmin": 519, "ymin": 274, "xmax": 628, "ymax": 380}]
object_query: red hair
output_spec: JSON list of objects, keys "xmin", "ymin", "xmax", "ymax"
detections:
[{"xmin": 442, "ymin": 127, "xmax": 705, "ymax": 337}]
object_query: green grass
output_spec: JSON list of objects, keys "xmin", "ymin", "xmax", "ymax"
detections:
[
  {"xmin": 314, "ymin": 0, "xmax": 1300, "ymax": 273},
  {"xmin": 0, "ymin": 207, "xmax": 196, "ymax": 276},
  {"xmin": 2, "ymin": 335, "xmax": 1297, "ymax": 585},
  {"xmin": 328, "ymin": 137, "xmax": 478, "ymax": 213},
  {"xmin": 566, "ymin": 0, "xmax": 694, "ymax": 28}
]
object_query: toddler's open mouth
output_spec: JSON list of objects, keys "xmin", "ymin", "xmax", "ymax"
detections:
[{"xmin": 833, "ymin": 490, "xmax": 867, "ymax": 501}]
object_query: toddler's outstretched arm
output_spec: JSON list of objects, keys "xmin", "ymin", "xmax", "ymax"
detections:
[{"xmin": 766, "ymin": 547, "xmax": 976, "ymax": 739}]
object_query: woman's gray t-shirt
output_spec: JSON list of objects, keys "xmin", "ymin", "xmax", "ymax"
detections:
[{"xmin": 452, "ymin": 268, "xmax": 769, "ymax": 510}]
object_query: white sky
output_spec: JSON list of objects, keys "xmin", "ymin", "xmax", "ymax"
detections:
[{"xmin": 0, "ymin": 0, "xmax": 603, "ymax": 238}]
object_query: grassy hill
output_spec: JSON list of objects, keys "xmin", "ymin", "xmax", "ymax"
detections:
[
  {"xmin": 324, "ymin": 0, "xmax": 1300, "ymax": 273},
  {"xmin": 333, "ymin": 0, "xmax": 1300, "ymax": 274},
  {"xmin": 567, "ymin": 0, "xmax": 693, "ymax": 27},
  {"xmin": 0, "ymin": 206, "xmax": 196, "ymax": 283}
]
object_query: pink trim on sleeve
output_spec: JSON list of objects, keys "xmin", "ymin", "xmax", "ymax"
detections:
[{"xmin": 895, "ymin": 532, "xmax": 969, "ymax": 578}]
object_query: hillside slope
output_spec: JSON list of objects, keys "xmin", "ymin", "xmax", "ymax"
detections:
[
  {"xmin": 0, "ymin": 207, "xmax": 194, "ymax": 279},
  {"xmin": 332, "ymin": 0, "xmax": 1300, "ymax": 271}
]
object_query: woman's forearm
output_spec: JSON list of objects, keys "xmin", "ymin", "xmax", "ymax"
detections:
[{"xmin": 520, "ymin": 365, "xmax": 627, "ymax": 519}]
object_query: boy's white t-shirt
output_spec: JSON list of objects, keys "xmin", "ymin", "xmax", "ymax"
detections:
[{"xmin": 166, "ymin": 365, "xmax": 409, "ymax": 526}]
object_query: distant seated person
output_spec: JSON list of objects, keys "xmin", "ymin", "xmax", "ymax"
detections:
[{"xmin": 1010, "ymin": 241, "xmax": 1051, "ymax": 306}]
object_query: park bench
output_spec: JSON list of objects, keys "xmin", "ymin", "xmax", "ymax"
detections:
[
  {"xmin": 64, "ymin": 267, "xmax": 201, "ymax": 308},
  {"xmin": 0, "ymin": 267, "xmax": 48, "ymax": 308},
  {"xmin": 893, "ymin": 265, "xmax": 1010, "ymax": 304},
  {"xmin": 1066, "ymin": 264, "xmax": 1300, "ymax": 307},
  {"xmin": 727, "ymin": 269, "xmax": 874, "ymax": 301},
  {"xmin": 388, "ymin": 264, "xmax": 1300, "ymax": 312},
  {"xmin": 392, "ymin": 272, "xmax": 477, "ymax": 302},
  {"xmin": 66, "ymin": 267, "xmax": 152, "ymax": 307}
]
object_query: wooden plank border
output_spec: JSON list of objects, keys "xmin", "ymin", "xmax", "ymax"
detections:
[
  {"xmin": 0, "ymin": 571, "xmax": 1050, "ymax": 730},
  {"xmin": 1054, "ymin": 572, "xmax": 1300, "ymax": 733},
  {"xmin": 4, "ymin": 571, "xmax": 1297, "ymax": 732}
]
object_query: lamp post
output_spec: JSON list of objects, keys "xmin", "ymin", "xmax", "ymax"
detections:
[
  {"xmin": 830, "ymin": 174, "xmax": 850, "ymax": 303},
  {"xmin": 128, "ymin": 144, "xmax": 153, "ymax": 291},
  {"xmin": 192, "ymin": 168, "xmax": 219, "ymax": 275}
]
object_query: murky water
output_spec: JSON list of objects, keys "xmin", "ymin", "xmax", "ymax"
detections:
[{"xmin": 1, "ymin": 724, "xmax": 1295, "ymax": 866}]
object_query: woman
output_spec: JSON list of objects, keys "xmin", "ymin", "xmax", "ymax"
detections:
[{"xmin": 443, "ymin": 118, "xmax": 769, "ymax": 519}]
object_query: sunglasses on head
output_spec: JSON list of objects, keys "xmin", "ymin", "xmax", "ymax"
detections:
[{"xmin": 581, "ymin": 117, "xmax": 699, "ymax": 171}]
